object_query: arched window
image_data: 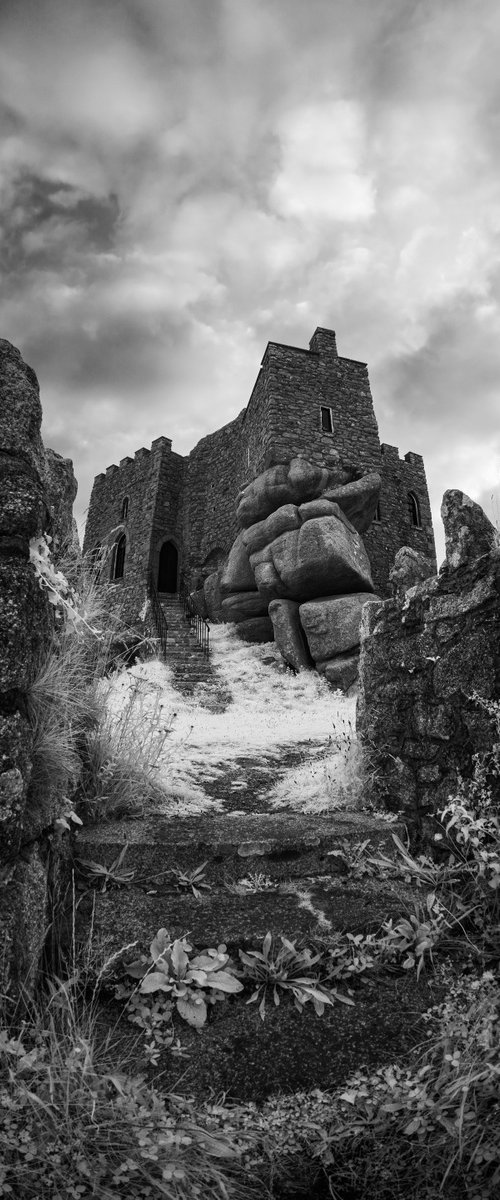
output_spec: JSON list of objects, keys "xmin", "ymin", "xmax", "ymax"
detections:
[
  {"xmin": 121, "ymin": 496, "xmax": 129, "ymax": 520},
  {"xmin": 113, "ymin": 534, "xmax": 126, "ymax": 580},
  {"xmin": 408, "ymin": 492, "xmax": 421, "ymax": 528}
]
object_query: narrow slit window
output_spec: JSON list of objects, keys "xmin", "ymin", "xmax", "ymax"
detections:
[
  {"xmin": 408, "ymin": 492, "xmax": 421, "ymax": 528},
  {"xmin": 320, "ymin": 406, "xmax": 334, "ymax": 434},
  {"xmin": 121, "ymin": 496, "xmax": 129, "ymax": 520},
  {"xmin": 373, "ymin": 502, "xmax": 382, "ymax": 523},
  {"xmin": 113, "ymin": 534, "xmax": 126, "ymax": 580}
]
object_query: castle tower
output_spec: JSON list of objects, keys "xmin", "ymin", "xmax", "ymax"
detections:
[{"xmin": 83, "ymin": 327, "xmax": 436, "ymax": 616}]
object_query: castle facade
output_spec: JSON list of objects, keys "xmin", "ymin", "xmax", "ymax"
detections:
[{"xmin": 83, "ymin": 327, "xmax": 436, "ymax": 621}]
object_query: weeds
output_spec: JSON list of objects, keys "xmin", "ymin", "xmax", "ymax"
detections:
[
  {"xmin": 75, "ymin": 844, "xmax": 135, "ymax": 891},
  {"xmin": 226, "ymin": 873, "xmax": 277, "ymax": 895},
  {"xmin": 238, "ymin": 932, "xmax": 354, "ymax": 1020},
  {"xmin": 170, "ymin": 862, "xmax": 211, "ymax": 899},
  {"xmin": 117, "ymin": 929, "xmax": 243, "ymax": 1030},
  {"xmin": 0, "ymin": 975, "xmax": 256, "ymax": 1199}
]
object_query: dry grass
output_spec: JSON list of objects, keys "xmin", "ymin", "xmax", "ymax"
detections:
[
  {"xmin": 78, "ymin": 678, "xmax": 172, "ymax": 823},
  {"xmin": 26, "ymin": 553, "xmax": 169, "ymax": 825}
]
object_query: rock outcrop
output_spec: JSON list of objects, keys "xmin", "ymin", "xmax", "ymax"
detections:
[
  {"xmin": 299, "ymin": 594, "xmax": 380, "ymax": 664},
  {"xmin": 358, "ymin": 491, "xmax": 500, "ymax": 827},
  {"xmin": 219, "ymin": 455, "xmax": 381, "ymax": 686},
  {"xmin": 389, "ymin": 546, "xmax": 435, "ymax": 602},
  {"xmin": 43, "ymin": 448, "xmax": 79, "ymax": 565},
  {"xmin": 245, "ymin": 511, "xmax": 374, "ymax": 605},
  {"xmin": 268, "ymin": 599, "xmax": 313, "ymax": 671},
  {"xmin": 0, "ymin": 339, "xmax": 73, "ymax": 995}
]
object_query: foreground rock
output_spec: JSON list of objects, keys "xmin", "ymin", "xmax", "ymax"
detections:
[
  {"xmin": 358, "ymin": 489, "xmax": 500, "ymax": 827},
  {"xmin": 441, "ymin": 489, "xmax": 497, "ymax": 570},
  {"xmin": 0, "ymin": 339, "xmax": 72, "ymax": 997}
]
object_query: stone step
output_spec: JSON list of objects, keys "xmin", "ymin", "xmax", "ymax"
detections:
[
  {"xmin": 79, "ymin": 873, "xmax": 415, "ymax": 956},
  {"xmin": 75, "ymin": 812, "xmax": 401, "ymax": 886},
  {"xmin": 77, "ymin": 842, "xmax": 427, "ymax": 1107}
]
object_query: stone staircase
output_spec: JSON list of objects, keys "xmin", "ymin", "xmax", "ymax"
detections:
[
  {"xmin": 158, "ymin": 594, "xmax": 222, "ymax": 698},
  {"xmin": 74, "ymin": 798, "xmax": 432, "ymax": 1108}
]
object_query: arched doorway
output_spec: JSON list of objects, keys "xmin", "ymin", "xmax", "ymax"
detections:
[{"xmin": 158, "ymin": 541, "xmax": 178, "ymax": 592}]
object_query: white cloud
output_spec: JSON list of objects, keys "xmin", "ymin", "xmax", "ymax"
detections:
[{"xmin": 270, "ymin": 99, "xmax": 375, "ymax": 222}]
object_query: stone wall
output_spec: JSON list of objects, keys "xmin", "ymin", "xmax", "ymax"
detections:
[
  {"xmin": 0, "ymin": 339, "xmax": 74, "ymax": 995},
  {"xmin": 181, "ymin": 412, "xmax": 247, "ymax": 584},
  {"xmin": 357, "ymin": 492, "xmax": 500, "ymax": 830}
]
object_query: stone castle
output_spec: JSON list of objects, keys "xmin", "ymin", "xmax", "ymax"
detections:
[{"xmin": 84, "ymin": 326, "xmax": 436, "ymax": 625}]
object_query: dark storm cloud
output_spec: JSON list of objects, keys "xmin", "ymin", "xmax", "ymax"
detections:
[
  {"xmin": 0, "ymin": 0, "xmax": 499, "ymax": 549},
  {"xmin": 1, "ymin": 173, "xmax": 120, "ymax": 270}
]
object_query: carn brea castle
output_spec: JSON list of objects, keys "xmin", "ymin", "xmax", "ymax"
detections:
[{"xmin": 84, "ymin": 327, "xmax": 436, "ymax": 631}]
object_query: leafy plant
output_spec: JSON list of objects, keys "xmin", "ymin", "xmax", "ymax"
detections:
[
  {"xmin": 123, "ymin": 929, "xmax": 243, "ymax": 1028},
  {"xmin": 75, "ymin": 844, "xmax": 135, "ymax": 891},
  {"xmin": 238, "ymin": 932, "xmax": 354, "ymax": 1020},
  {"xmin": 171, "ymin": 862, "xmax": 211, "ymax": 899},
  {"xmin": 378, "ymin": 897, "xmax": 444, "ymax": 979},
  {"xmin": 323, "ymin": 931, "xmax": 379, "ymax": 985}
]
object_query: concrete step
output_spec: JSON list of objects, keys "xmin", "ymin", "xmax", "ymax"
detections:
[
  {"xmin": 75, "ymin": 812, "xmax": 402, "ymax": 886},
  {"xmin": 79, "ymin": 873, "xmax": 415, "ymax": 955}
]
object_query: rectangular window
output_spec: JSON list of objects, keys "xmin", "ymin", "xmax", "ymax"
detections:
[{"xmin": 320, "ymin": 406, "xmax": 333, "ymax": 434}]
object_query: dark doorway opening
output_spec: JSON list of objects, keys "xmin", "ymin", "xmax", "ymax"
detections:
[{"xmin": 158, "ymin": 541, "xmax": 178, "ymax": 592}]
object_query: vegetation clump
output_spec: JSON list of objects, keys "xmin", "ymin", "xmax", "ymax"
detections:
[
  {"xmin": 27, "ymin": 538, "xmax": 169, "ymax": 825},
  {"xmin": 0, "ymin": 977, "xmax": 255, "ymax": 1200}
]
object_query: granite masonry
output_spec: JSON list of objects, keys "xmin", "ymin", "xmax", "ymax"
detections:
[{"xmin": 84, "ymin": 327, "xmax": 436, "ymax": 630}]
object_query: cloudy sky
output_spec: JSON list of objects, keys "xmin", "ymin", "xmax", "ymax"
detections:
[{"xmin": 1, "ymin": 0, "xmax": 500, "ymax": 563}]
